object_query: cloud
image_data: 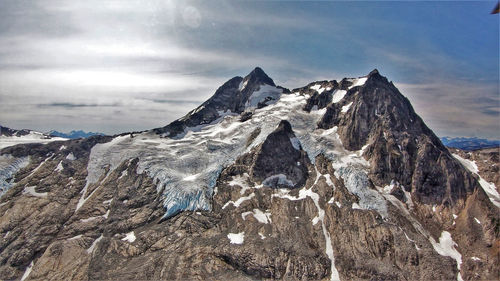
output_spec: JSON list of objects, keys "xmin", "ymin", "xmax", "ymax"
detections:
[
  {"xmin": 0, "ymin": 0, "xmax": 497, "ymax": 139},
  {"xmin": 396, "ymin": 80, "xmax": 499, "ymax": 139}
]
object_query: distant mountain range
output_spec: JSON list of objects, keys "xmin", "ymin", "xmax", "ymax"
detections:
[
  {"xmin": 48, "ymin": 130, "xmax": 105, "ymax": 139},
  {"xmin": 441, "ymin": 136, "xmax": 500, "ymax": 151}
]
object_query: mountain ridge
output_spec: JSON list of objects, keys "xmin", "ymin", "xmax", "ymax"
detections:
[{"xmin": 0, "ymin": 67, "xmax": 498, "ymax": 281}]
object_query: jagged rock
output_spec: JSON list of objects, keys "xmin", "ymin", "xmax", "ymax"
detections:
[
  {"xmin": 153, "ymin": 67, "xmax": 288, "ymax": 138},
  {"xmin": 0, "ymin": 68, "xmax": 498, "ymax": 281}
]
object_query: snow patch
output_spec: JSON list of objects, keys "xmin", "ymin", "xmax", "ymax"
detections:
[
  {"xmin": 227, "ymin": 232, "xmax": 244, "ymax": 244},
  {"xmin": 351, "ymin": 202, "xmax": 362, "ymax": 209},
  {"xmin": 239, "ymin": 79, "xmax": 248, "ymax": 91},
  {"xmin": 474, "ymin": 217, "xmax": 481, "ymax": 224},
  {"xmin": 341, "ymin": 102, "xmax": 353, "ymax": 113},
  {"xmin": 222, "ymin": 193, "xmax": 255, "ymax": 209},
  {"xmin": 242, "ymin": 209, "xmax": 271, "ymax": 224},
  {"xmin": 54, "ymin": 161, "xmax": 64, "ymax": 172},
  {"xmin": 272, "ymin": 182, "xmax": 340, "ymax": 281},
  {"xmin": 453, "ymin": 154, "xmax": 500, "ymax": 207},
  {"xmin": 87, "ymin": 235, "xmax": 103, "ymax": 254},
  {"xmin": 68, "ymin": 234, "xmax": 82, "ymax": 241},
  {"xmin": 122, "ymin": 231, "xmax": 136, "ymax": 243},
  {"xmin": 430, "ymin": 231, "xmax": 463, "ymax": 281},
  {"xmin": 310, "ymin": 84, "xmax": 325, "ymax": 94},
  {"xmin": 119, "ymin": 170, "xmax": 128, "ymax": 179},
  {"xmin": 245, "ymin": 84, "xmax": 282, "ymax": 109},
  {"xmin": 331, "ymin": 90, "xmax": 347, "ymax": 103},
  {"xmin": 262, "ymin": 174, "xmax": 294, "ymax": 187},
  {"xmin": 23, "ymin": 186, "xmax": 48, "ymax": 198},
  {"xmin": 348, "ymin": 77, "xmax": 368, "ymax": 89},
  {"xmin": 20, "ymin": 260, "xmax": 34, "ymax": 281},
  {"xmin": 66, "ymin": 153, "xmax": 76, "ymax": 161}
]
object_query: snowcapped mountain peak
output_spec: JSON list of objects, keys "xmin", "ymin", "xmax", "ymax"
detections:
[
  {"xmin": 1, "ymin": 68, "xmax": 499, "ymax": 281},
  {"xmin": 154, "ymin": 68, "xmax": 285, "ymax": 138}
]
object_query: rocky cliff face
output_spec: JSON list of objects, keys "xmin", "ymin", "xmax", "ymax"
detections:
[{"xmin": 0, "ymin": 68, "xmax": 498, "ymax": 281}]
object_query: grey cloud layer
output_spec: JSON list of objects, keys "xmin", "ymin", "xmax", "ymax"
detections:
[{"xmin": 0, "ymin": 0, "xmax": 498, "ymax": 139}]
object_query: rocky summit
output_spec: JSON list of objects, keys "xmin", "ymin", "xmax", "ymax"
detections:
[{"xmin": 0, "ymin": 68, "xmax": 498, "ymax": 281}]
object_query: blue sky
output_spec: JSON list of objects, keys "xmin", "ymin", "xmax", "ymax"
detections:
[{"xmin": 0, "ymin": 0, "xmax": 498, "ymax": 138}]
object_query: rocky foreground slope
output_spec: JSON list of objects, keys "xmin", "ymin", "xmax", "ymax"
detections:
[{"xmin": 0, "ymin": 68, "xmax": 498, "ymax": 280}]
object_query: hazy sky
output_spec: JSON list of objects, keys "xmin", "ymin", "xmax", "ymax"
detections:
[{"xmin": 0, "ymin": 0, "xmax": 498, "ymax": 138}]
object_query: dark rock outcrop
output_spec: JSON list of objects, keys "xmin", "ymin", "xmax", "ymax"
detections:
[
  {"xmin": 317, "ymin": 70, "xmax": 478, "ymax": 206},
  {"xmin": 154, "ymin": 67, "xmax": 286, "ymax": 138}
]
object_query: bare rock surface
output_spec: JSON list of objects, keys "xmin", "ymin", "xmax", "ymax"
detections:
[{"xmin": 0, "ymin": 68, "xmax": 498, "ymax": 281}]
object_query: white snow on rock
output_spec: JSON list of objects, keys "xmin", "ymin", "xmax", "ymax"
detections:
[
  {"xmin": 310, "ymin": 84, "xmax": 326, "ymax": 94},
  {"xmin": 331, "ymin": 90, "xmax": 347, "ymax": 103},
  {"xmin": 348, "ymin": 77, "xmax": 368, "ymax": 89},
  {"xmin": 87, "ymin": 235, "xmax": 103, "ymax": 254},
  {"xmin": 122, "ymin": 231, "xmax": 136, "ymax": 243},
  {"xmin": 341, "ymin": 102, "xmax": 353, "ymax": 113},
  {"xmin": 242, "ymin": 209, "xmax": 271, "ymax": 224},
  {"xmin": 54, "ymin": 161, "xmax": 64, "ymax": 172},
  {"xmin": 272, "ymin": 180, "xmax": 340, "ymax": 281},
  {"xmin": 66, "ymin": 153, "xmax": 76, "ymax": 161},
  {"xmin": 20, "ymin": 260, "xmax": 34, "ymax": 281},
  {"xmin": 222, "ymin": 193, "xmax": 255, "ymax": 209},
  {"xmin": 0, "ymin": 132, "xmax": 67, "ymax": 150},
  {"xmin": 453, "ymin": 154, "xmax": 500, "ymax": 208},
  {"xmin": 119, "ymin": 170, "xmax": 128, "ymax": 179},
  {"xmin": 227, "ymin": 232, "xmax": 244, "ymax": 244},
  {"xmin": 430, "ymin": 231, "xmax": 463, "ymax": 281},
  {"xmin": 403, "ymin": 231, "xmax": 421, "ymax": 251},
  {"xmin": 0, "ymin": 155, "xmax": 29, "ymax": 198},
  {"xmin": 239, "ymin": 79, "xmax": 248, "ymax": 91},
  {"xmin": 23, "ymin": 186, "xmax": 48, "ymax": 198},
  {"xmin": 351, "ymin": 202, "xmax": 362, "ymax": 209},
  {"xmin": 79, "ymin": 76, "xmax": 383, "ymax": 219},
  {"xmin": 258, "ymin": 232, "xmax": 266, "ymax": 240},
  {"xmin": 245, "ymin": 84, "xmax": 282, "ymax": 109},
  {"xmin": 474, "ymin": 218, "xmax": 481, "ymax": 224},
  {"xmin": 262, "ymin": 174, "xmax": 294, "ymax": 187},
  {"xmin": 68, "ymin": 234, "xmax": 83, "ymax": 241},
  {"xmin": 333, "ymin": 164, "xmax": 387, "ymax": 218}
]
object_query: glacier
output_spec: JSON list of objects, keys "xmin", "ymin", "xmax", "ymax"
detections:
[
  {"xmin": 80, "ymin": 75, "xmax": 387, "ymax": 219},
  {"xmin": 0, "ymin": 155, "xmax": 30, "ymax": 199}
]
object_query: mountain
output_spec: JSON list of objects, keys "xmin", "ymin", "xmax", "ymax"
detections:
[
  {"xmin": 0, "ymin": 125, "xmax": 67, "ymax": 150},
  {"xmin": 441, "ymin": 136, "xmax": 500, "ymax": 151},
  {"xmin": 48, "ymin": 130, "xmax": 105, "ymax": 139},
  {"xmin": 0, "ymin": 68, "xmax": 498, "ymax": 281}
]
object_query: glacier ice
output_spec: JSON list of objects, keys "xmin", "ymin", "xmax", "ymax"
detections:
[
  {"xmin": 80, "ymin": 74, "xmax": 386, "ymax": 219},
  {"xmin": 0, "ymin": 155, "xmax": 30, "ymax": 198}
]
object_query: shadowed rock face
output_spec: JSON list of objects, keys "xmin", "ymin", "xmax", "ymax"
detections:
[
  {"xmin": 0, "ymin": 126, "xmax": 31, "ymax": 137},
  {"xmin": 249, "ymin": 120, "xmax": 309, "ymax": 188},
  {"xmin": 154, "ymin": 67, "xmax": 284, "ymax": 138},
  {"xmin": 0, "ymin": 69, "xmax": 498, "ymax": 281},
  {"xmin": 317, "ymin": 70, "xmax": 477, "ymax": 206}
]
